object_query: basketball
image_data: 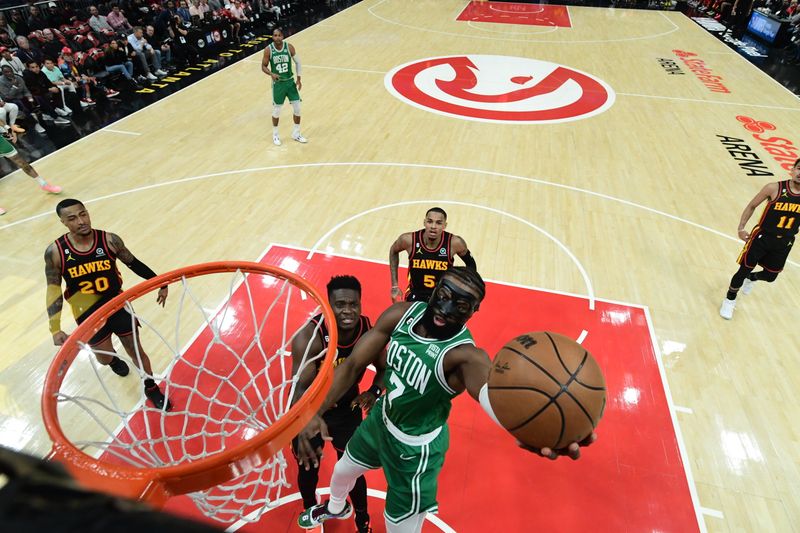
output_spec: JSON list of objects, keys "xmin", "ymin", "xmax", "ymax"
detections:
[{"xmin": 487, "ymin": 332, "xmax": 606, "ymax": 450}]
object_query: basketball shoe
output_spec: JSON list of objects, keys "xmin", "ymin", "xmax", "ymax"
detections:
[
  {"xmin": 298, "ymin": 500, "xmax": 352, "ymax": 529},
  {"xmin": 40, "ymin": 183, "xmax": 62, "ymax": 194},
  {"xmin": 740, "ymin": 278, "xmax": 755, "ymax": 296},
  {"xmin": 145, "ymin": 384, "xmax": 172, "ymax": 411},
  {"xmin": 719, "ymin": 298, "xmax": 736, "ymax": 320},
  {"xmin": 292, "ymin": 132, "xmax": 307, "ymax": 143},
  {"xmin": 109, "ymin": 356, "xmax": 130, "ymax": 376},
  {"xmin": 355, "ymin": 510, "xmax": 372, "ymax": 533},
  {"xmin": 273, "ymin": 134, "xmax": 281, "ymax": 146}
]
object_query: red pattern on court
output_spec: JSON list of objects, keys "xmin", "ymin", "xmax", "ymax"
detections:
[
  {"xmin": 457, "ymin": 1, "xmax": 572, "ymax": 28},
  {"xmin": 121, "ymin": 245, "xmax": 701, "ymax": 532}
]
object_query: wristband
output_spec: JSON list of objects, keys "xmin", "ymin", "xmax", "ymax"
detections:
[{"xmin": 368, "ymin": 385, "xmax": 382, "ymax": 397}]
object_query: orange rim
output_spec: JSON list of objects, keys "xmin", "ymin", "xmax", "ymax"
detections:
[{"xmin": 42, "ymin": 261, "xmax": 336, "ymax": 505}]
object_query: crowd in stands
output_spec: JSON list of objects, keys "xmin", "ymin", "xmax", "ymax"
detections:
[{"xmin": 0, "ymin": 0, "xmax": 286, "ymax": 140}]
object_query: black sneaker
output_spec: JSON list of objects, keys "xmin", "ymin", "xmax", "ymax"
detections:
[
  {"xmin": 298, "ymin": 500, "xmax": 352, "ymax": 529},
  {"xmin": 355, "ymin": 511, "xmax": 372, "ymax": 533},
  {"xmin": 144, "ymin": 385, "xmax": 172, "ymax": 411},
  {"xmin": 108, "ymin": 356, "xmax": 130, "ymax": 377}
]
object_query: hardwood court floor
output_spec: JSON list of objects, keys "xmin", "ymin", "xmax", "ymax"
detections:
[{"xmin": 1, "ymin": 1, "xmax": 799, "ymax": 531}]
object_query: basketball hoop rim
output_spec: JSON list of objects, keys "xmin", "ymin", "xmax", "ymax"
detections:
[{"xmin": 42, "ymin": 261, "xmax": 337, "ymax": 504}]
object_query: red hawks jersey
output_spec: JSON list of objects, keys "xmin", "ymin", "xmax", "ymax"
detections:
[
  {"xmin": 406, "ymin": 229, "xmax": 454, "ymax": 300},
  {"xmin": 54, "ymin": 230, "xmax": 123, "ymax": 320}
]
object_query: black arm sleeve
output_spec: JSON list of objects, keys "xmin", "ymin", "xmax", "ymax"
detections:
[
  {"xmin": 127, "ymin": 257, "xmax": 158, "ymax": 279},
  {"xmin": 461, "ymin": 251, "xmax": 477, "ymax": 270}
]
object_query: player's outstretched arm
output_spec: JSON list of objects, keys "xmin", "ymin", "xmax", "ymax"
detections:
[
  {"xmin": 388, "ymin": 233, "xmax": 413, "ymax": 302},
  {"xmin": 738, "ymin": 182, "xmax": 778, "ymax": 241},
  {"xmin": 351, "ymin": 349, "xmax": 387, "ymax": 413},
  {"xmin": 296, "ymin": 303, "xmax": 409, "ymax": 469},
  {"xmin": 289, "ymin": 321, "xmax": 324, "ymax": 406},
  {"xmin": 451, "ymin": 235, "xmax": 476, "ymax": 270},
  {"xmin": 44, "ymin": 243, "xmax": 67, "ymax": 345},
  {"xmin": 106, "ymin": 233, "xmax": 168, "ymax": 306},
  {"xmin": 450, "ymin": 345, "xmax": 596, "ymax": 461}
]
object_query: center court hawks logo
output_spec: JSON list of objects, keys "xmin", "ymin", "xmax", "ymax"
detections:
[{"xmin": 385, "ymin": 55, "xmax": 615, "ymax": 124}]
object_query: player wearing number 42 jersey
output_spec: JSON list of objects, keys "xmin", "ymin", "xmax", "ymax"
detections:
[
  {"xmin": 720, "ymin": 158, "xmax": 800, "ymax": 320},
  {"xmin": 262, "ymin": 27, "xmax": 306, "ymax": 146},
  {"xmin": 389, "ymin": 207, "xmax": 476, "ymax": 303},
  {"xmin": 44, "ymin": 199, "xmax": 171, "ymax": 410}
]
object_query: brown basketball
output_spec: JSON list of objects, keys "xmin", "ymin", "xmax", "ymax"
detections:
[{"xmin": 488, "ymin": 331, "xmax": 606, "ymax": 450}]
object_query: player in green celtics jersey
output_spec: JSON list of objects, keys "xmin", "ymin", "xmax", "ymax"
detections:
[
  {"xmin": 296, "ymin": 267, "xmax": 596, "ymax": 533},
  {"xmin": 0, "ymin": 118, "xmax": 61, "ymax": 215},
  {"xmin": 261, "ymin": 27, "xmax": 307, "ymax": 146}
]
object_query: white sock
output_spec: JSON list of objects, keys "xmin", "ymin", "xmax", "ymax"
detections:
[
  {"xmin": 36, "ymin": 177, "xmax": 47, "ymax": 186},
  {"xmin": 273, "ymin": 126, "xmax": 279, "ymax": 136},
  {"xmin": 293, "ymin": 124, "xmax": 301, "ymax": 135}
]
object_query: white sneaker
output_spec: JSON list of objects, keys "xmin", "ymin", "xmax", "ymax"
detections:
[
  {"xmin": 54, "ymin": 107, "xmax": 70, "ymax": 117},
  {"xmin": 146, "ymin": 72, "xmax": 157, "ymax": 81},
  {"xmin": 292, "ymin": 132, "xmax": 307, "ymax": 143},
  {"xmin": 34, "ymin": 123, "xmax": 46, "ymax": 133},
  {"xmin": 273, "ymin": 134, "xmax": 281, "ymax": 146},
  {"xmin": 41, "ymin": 113, "xmax": 55, "ymax": 122},
  {"xmin": 53, "ymin": 117, "xmax": 70, "ymax": 125},
  {"xmin": 0, "ymin": 207, "xmax": 6, "ymax": 215},
  {"xmin": 155, "ymin": 69, "xmax": 168, "ymax": 76},
  {"xmin": 740, "ymin": 278, "xmax": 755, "ymax": 296},
  {"xmin": 719, "ymin": 298, "xmax": 736, "ymax": 320}
]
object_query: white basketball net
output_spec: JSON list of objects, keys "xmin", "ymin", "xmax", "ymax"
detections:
[{"xmin": 52, "ymin": 267, "xmax": 329, "ymax": 524}]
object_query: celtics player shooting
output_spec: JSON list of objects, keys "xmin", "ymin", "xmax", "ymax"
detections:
[
  {"xmin": 296, "ymin": 267, "xmax": 596, "ymax": 533},
  {"xmin": 262, "ymin": 27, "xmax": 306, "ymax": 146}
]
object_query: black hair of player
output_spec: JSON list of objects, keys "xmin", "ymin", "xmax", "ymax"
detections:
[
  {"xmin": 443, "ymin": 266, "xmax": 485, "ymax": 303},
  {"xmin": 273, "ymin": 27, "xmax": 283, "ymax": 35},
  {"xmin": 56, "ymin": 198, "xmax": 85, "ymax": 217},
  {"xmin": 426, "ymin": 207, "xmax": 447, "ymax": 220},
  {"xmin": 794, "ymin": 158, "xmax": 800, "ymax": 167},
  {"xmin": 327, "ymin": 275, "xmax": 361, "ymax": 298}
]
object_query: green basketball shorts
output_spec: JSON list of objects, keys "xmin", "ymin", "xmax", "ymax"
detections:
[
  {"xmin": 344, "ymin": 402, "xmax": 449, "ymax": 524},
  {"xmin": 0, "ymin": 135, "xmax": 18, "ymax": 158},
  {"xmin": 272, "ymin": 79, "xmax": 300, "ymax": 104}
]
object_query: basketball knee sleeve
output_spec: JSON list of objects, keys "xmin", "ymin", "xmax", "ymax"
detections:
[
  {"xmin": 328, "ymin": 453, "xmax": 370, "ymax": 514},
  {"xmin": 291, "ymin": 100, "xmax": 301, "ymax": 116},
  {"xmin": 729, "ymin": 265, "xmax": 752, "ymax": 289},
  {"xmin": 272, "ymin": 104, "xmax": 283, "ymax": 118}
]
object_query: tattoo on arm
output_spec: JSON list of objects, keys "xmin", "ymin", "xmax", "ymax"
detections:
[
  {"xmin": 44, "ymin": 244, "xmax": 64, "ymax": 327},
  {"xmin": 107, "ymin": 233, "xmax": 135, "ymax": 264}
]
